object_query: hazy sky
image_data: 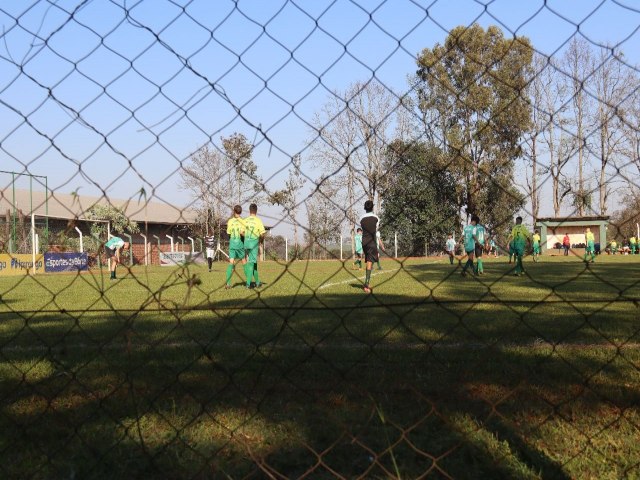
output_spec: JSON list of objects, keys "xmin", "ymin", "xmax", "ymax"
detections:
[{"xmin": 1, "ymin": 0, "xmax": 639, "ymax": 232}]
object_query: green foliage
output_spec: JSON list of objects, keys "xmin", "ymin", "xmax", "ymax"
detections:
[
  {"xmin": 381, "ymin": 141, "xmax": 459, "ymax": 256},
  {"xmin": 87, "ymin": 204, "xmax": 140, "ymax": 239},
  {"xmin": 416, "ymin": 24, "xmax": 533, "ymax": 232}
]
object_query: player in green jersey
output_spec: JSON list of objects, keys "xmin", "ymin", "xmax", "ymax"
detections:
[
  {"xmin": 460, "ymin": 216, "xmax": 478, "ymax": 277},
  {"xmin": 473, "ymin": 217, "xmax": 488, "ymax": 275},
  {"xmin": 630, "ymin": 235, "xmax": 637, "ymax": 255},
  {"xmin": 353, "ymin": 228, "xmax": 363, "ymax": 270},
  {"xmin": 584, "ymin": 228, "xmax": 596, "ymax": 263},
  {"xmin": 225, "ymin": 205, "xmax": 246, "ymax": 289},
  {"xmin": 243, "ymin": 203, "xmax": 266, "ymax": 288},
  {"xmin": 445, "ymin": 234, "xmax": 456, "ymax": 265},
  {"xmin": 508, "ymin": 216, "xmax": 531, "ymax": 276},
  {"xmin": 532, "ymin": 230, "xmax": 541, "ymax": 263}
]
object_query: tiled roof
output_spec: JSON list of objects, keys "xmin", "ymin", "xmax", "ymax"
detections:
[{"xmin": 0, "ymin": 189, "xmax": 198, "ymax": 224}]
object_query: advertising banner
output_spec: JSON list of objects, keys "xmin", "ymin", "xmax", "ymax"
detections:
[
  {"xmin": 0, "ymin": 254, "xmax": 45, "ymax": 276},
  {"xmin": 159, "ymin": 251, "xmax": 186, "ymax": 266},
  {"xmin": 159, "ymin": 252, "xmax": 205, "ymax": 266},
  {"xmin": 44, "ymin": 252, "xmax": 89, "ymax": 272}
]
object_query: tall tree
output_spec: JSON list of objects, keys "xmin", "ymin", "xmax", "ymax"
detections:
[
  {"xmin": 563, "ymin": 37, "xmax": 594, "ymax": 216},
  {"xmin": 304, "ymin": 181, "xmax": 343, "ymax": 258},
  {"xmin": 415, "ymin": 24, "xmax": 533, "ymax": 233},
  {"xmin": 268, "ymin": 154, "xmax": 306, "ymax": 256},
  {"xmin": 592, "ymin": 46, "xmax": 633, "ymax": 215},
  {"xmin": 310, "ymin": 79, "xmax": 401, "ymax": 239},
  {"xmin": 221, "ymin": 132, "xmax": 263, "ymax": 205},
  {"xmin": 380, "ymin": 141, "xmax": 458, "ymax": 256},
  {"xmin": 535, "ymin": 58, "xmax": 575, "ymax": 217},
  {"xmin": 181, "ymin": 145, "xmax": 233, "ymax": 236},
  {"xmin": 523, "ymin": 53, "xmax": 547, "ymax": 224}
]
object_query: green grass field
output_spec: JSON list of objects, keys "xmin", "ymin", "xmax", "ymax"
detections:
[{"xmin": 1, "ymin": 254, "xmax": 639, "ymax": 479}]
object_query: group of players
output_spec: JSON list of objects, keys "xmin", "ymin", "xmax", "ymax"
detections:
[
  {"xmin": 445, "ymin": 215, "xmax": 537, "ymax": 277},
  {"xmin": 206, "ymin": 203, "xmax": 266, "ymax": 289}
]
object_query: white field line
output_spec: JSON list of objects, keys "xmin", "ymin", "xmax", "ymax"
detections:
[{"xmin": 317, "ymin": 268, "xmax": 400, "ymax": 290}]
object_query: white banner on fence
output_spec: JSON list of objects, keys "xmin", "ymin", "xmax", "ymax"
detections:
[
  {"xmin": 159, "ymin": 251, "xmax": 206, "ymax": 266},
  {"xmin": 159, "ymin": 252, "xmax": 186, "ymax": 266}
]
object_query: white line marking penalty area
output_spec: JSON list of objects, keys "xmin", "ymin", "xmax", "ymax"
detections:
[{"xmin": 317, "ymin": 268, "xmax": 400, "ymax": 290}]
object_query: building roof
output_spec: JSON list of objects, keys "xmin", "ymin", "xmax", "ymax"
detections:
[
  {"xmin": 0, "ymin": 188, "xmax": 198, "ymax": 224},
  {"xmin": 536, "ymin": 216, "xmax": 610, "ymax": 224}
]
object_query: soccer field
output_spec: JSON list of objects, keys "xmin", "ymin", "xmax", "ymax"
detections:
[{"xmin": 1, "ymin": 255, "xmax": 639, "ymax": 479}]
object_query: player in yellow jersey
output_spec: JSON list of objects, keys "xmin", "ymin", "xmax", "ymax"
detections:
[
  {"xmin": 225, "ymin": 205, "xmax": 246, "ymax": 289},
  {"xmin": 243, "ymin": 203, "xmax": 266, "ymax": 288},
  {"xmin": 508, "ymin": 216, "xmax": 531, "ymax": 276},
  {"xmin": 630, "ymin": 235, "xmax": 637, "ymax": 255},
  {"xmin": 584, "ymin": 228, "xmax": 595, "ymax": 263}
]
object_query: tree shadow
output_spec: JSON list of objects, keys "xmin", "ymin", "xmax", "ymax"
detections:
[{"xmin": 0, "ymin": 259, "xmax": 638, "ymax": 478}]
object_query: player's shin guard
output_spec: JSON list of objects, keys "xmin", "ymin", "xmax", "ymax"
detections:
[
  {"xmin": 253, "ymin": 263, "xmax": 259, "ymax": 284},
  {"xmin": 365, "ymin": 268, "xmax": 372, "ymax": 286},
  {"xmin": 478, "ymin": 258, "xmax": 483, "ymax": 273},
  {"xmin": 207, "ymin": 257, "xmax": 213, "ymax": 270},
  {"xmin": 244, "ymin": 263, "xmax": 252, "ymax": 286},
  {"xmin": 225, "ymin": 264, "xmax": 233, "ymax": 285}
]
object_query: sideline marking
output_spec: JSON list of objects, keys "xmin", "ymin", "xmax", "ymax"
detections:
[{"xmin": 317, "ymin": 268, "xmax": 400, "ymax": 290}]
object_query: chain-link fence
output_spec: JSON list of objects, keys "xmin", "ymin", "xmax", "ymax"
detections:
[{"xmin": 1, "ymin": 1, "xmax": 640, "ymax": 478}]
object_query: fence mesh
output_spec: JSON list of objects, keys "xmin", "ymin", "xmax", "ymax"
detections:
[{"xmin": 1, "ymin": 1, "xmax": 640, "ymax": 478}]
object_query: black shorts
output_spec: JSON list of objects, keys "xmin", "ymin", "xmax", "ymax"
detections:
[
  {"xmin": 475, "ymin": 244, "xmax": 483, "ymax": 258},
  {"xmin": 105, "ymin": 247, "xmax": 117, "ymax": 259},
  {"xmin": 363, "ymin": 242, "xmax": 379, "ymax": 263}
]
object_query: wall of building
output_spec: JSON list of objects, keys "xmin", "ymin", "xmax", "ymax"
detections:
[{"xmin": 545, "ymin": 225, "xmax": 601, "ymax": 251}]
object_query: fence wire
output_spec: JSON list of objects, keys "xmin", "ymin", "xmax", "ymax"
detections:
[{"xmin": 1, "ymin": 0, "xmax": 640, "ymax": 478}]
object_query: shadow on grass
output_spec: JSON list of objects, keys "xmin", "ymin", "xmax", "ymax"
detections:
[{"xmin": 2, "ymin": 283, "xmax": 639, "ymax": 478}]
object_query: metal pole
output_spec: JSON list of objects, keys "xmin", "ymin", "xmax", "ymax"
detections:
[
  {"xmin": 75, "ymin": 226, "xmax": 83, "ymax": 252},
  {"xmin": 177, "ymin": 236, "xmax": 185, "ymax": 252},
  {"xmin": 45, "ymin": 176, "xmax": 48, "ymax": 235},
  {"xmin": 394, "ymin": 232, "xmax": 397, "ymax": 258},
  {"xmin": 285, "ymin": 237, "xmax": 288, "ymax": 262},
  {"xmin": 165, "ymin": 234, "xmax": 174, "ymax": 252},
  {"xmin": 187, "ymin": 236, "xmax": 195, "ymax": 253},
  {"xmin": 31, "ymin": 213, "xmax": 36, "ymax": 275},
  {"xmin": 140, "ymin": 233, "xmax": 148, "ymax": 266},
  {"xmin": 340, "ymin": 234, "xmax": 343, "ymax": 261},
  {"xmin": 11, "ymin": 172, "xmax": 15, "ymax": 254}
]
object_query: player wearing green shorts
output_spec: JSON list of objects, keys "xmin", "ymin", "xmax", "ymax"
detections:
[
  {"xmin": 509, "ymin": 216, "xmax": 531, "ymax": 276},
  {"xmin": 473, "ymin": 218, "xmax": 488, "ymax": 275},
  {"xmin": 460, "ymin": 216, "xmax": 478, "ymax": 277},
  {"xmin": 508, "ymin": 237, "xmax": 516, "ymax": 264},
  {"xmin": 584, "ymin": 228, "xmax": 595, "ymax": 263},
  {"xmin": 630, "ymin": 235, "xmax": 637, "ymax": 255},
  {"xmin": 225, "ymin": 205, "xmax": 246, "ymax": 289},
  {"xmin": 445, "ymin": 234, "xmax": 456, "ymax": 265},
  {"xmin": 353, "ymin": 228, "xmax": 363, "ymax": 270},
  {"xmin": 243, "ymin": 203, "xmax": 266, "ymax": 288},
  {"xmin": 610, "ymin": 239, "xmax": 618, "ymax": 255},
  {"xmin": 532, "ymin": 230, "xmax": 541, "ymax": 262}
]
